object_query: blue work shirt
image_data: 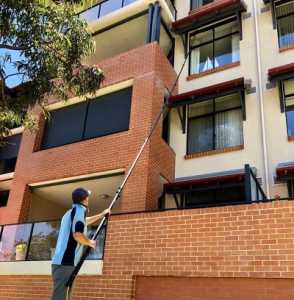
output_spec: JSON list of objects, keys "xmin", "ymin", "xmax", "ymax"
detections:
[{"xmin": 52, "ymin": 203, "xmax": 87, "ymax": 266}]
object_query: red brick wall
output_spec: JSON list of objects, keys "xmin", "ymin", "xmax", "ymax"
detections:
[
  {"xmin": 1, "ymin": 200, "xmax": 294, "ymax": 299},
  {"xmin": 0, "ymin": 43, "xmax": 176, "ymax": 224},
  {"xmin": 135, "ymin": 276, "xmax": 294, "ymax": 300}
]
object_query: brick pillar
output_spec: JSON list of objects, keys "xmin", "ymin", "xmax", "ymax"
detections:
[{"xmin": 119, "ymin": 72, "xmax": 175, "ymax": 212}]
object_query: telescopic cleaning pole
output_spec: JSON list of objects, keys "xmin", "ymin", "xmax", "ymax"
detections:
[{"xmin": 65, "ymin": 50, "xmax": 191, "ymax": 296}]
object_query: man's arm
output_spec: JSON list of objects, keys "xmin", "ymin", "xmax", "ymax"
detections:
[
  {"xmin": 73, "ymin": 232, "xmax": 96, "ymax": 248},
  {"xmin": 86, "ymin": 208, "xmax": 111, "ymax": 225}
]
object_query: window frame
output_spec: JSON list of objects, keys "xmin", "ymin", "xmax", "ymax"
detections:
[
  {"xmin": 190, "ymin": 0, "xmax": 214, "ymax": 11},
  {"xmin": 279, "ymin": 77, "xmax": 294, "ymax": 136},
  {"xmin": 186, "ymin": 92, "xmax": 244, "ymax": 155},
  {"xmin": 188, "ymin": 17, "xmax": 240, "ymax": 76},
  {"xmin": 275, "ymin": 0, "xmax": 294, "ymax": 48},
  {"xmin": 41, "ymin": 87, "xmax": 132, "ymax": 150}
]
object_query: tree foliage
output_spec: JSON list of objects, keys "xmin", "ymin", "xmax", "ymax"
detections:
[{"xmin": 0, "ymin": 0, "xmax": 103, "ymax": 138}]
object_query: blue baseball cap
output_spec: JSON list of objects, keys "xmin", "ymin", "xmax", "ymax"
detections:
[{"xmin": 72, "ymin": 188, "xmax": 91, "ymax": 204}]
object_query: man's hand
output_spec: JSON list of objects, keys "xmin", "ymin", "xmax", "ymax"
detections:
[
  {"xmin": 88, "ymin": 240, "xmax": 96, "ymax": 249},
  {"xmin": 102, "ymin": 208, "xmax": 111, "ymax": 217},
  {"xmin": 86, "ymin": 207, "xmax": 112, "ymax": 225}
]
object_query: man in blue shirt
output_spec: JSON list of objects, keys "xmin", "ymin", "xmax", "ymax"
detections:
[{"xmin": 51, "ymin": 187, "xmax": 110, "ymax": 300}]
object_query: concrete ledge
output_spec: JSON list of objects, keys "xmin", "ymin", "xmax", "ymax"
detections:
[
  {"xmin": 0, "ymin": 260, "xmax": 103, "ymax": 275},
  {"xmin": 0, "ymin": 172, "xmax": 14, "ymax": 182}
]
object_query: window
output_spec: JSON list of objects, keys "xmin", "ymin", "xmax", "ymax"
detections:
[
  {"xmin": 284, "ymin": 78, "xmax": 294, "ymax": 137},
  {"xmin": 41, "ymin": 87, "xmax": 132, "ymax": 150},
  {"xmin": 191, "ymin": 0, "xmax": 214, "ymax": 10},
  {"xmin": 0, "ymin": 191, "xmax": 9, "ymax": 207},
  {"xmin": 79, "ymin": 0, "xmax": 138, "ymax": 23},
  {"xmin": 276, "ymin": 0, "xmax": 294, "ymax": 48},
  {"xmin": 84, "ymin": 88, "xmax": 132, "ymax": 139},
  {"xmin": 189, "ymin": 18, "xmax": 240, "ymax": 75},
  {"xmin": 185, "ymin": 185, "xmax": 244, "ymax": 208},
  {"xmin": 187, "ymin": 92, "xmax": 243, "ymax": 154},
  {"xmin": 0, "ymin": 134, "xmax": 21, "ymax": 175},
  {"xmin": 42, "ymin": 102, "xmax": 88, "ymax": 149}
]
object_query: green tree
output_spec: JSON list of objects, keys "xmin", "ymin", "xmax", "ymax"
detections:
[{"xmin": 0, "ymin": 0, "xmax": 103, "ymax": 138}]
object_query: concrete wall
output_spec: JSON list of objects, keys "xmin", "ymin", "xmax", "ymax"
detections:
[{"xmin": 28, "ymin": 195, "xmax": 67, "ymax": 222}]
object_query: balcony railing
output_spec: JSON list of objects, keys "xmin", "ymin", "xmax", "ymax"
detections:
[
  {"xmin": 79, "ymin": 0, "xmax": 138, "ymax": 23},
  {"xmin": 79, "ymin": 0, "xmax": 177, "ymax": 23},
  {"xmin": 245, "ymin": 164, "xmax": 267, "ymax": 202},
  {"xmin": 0, "ymin": 220, "xmax": 106, "ymax": 262}
]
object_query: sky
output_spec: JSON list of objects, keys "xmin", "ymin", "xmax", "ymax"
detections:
[{"xmin": 0, "ymin": 48, "xmax": 26, "ymax": 88}]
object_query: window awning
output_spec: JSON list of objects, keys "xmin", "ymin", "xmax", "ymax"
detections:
[
  {"xmin": 171, "ymin": 0, "xmax": 247, "ymax": 34},
  {"xmin": 168, "ymin": 78, "xmax": 246, "ymax": 132},
  {"xmin": 169, "ymin": 77, "xmax": 244, "ymax": 105},
  {"xmin": 164, "ymin": 168, "xmax": 245, "ymax": 194},
  {"xmin": 268, "ymin": 63, "xmax": 294, "ymax": 81},
  {"xmin": 276, "ymin": 161, "xmax": 294, "ymax": 180},
  {"xmin": 268, "ymin": 63, "xmax": 294, "ymax": 112}
]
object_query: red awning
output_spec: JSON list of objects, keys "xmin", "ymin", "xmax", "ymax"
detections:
[
  {"xmin": 172, "ymin": 0, "xmax": 247, "ymax": 33},
  {"xmin": 276, "ymin": 162, "xmax": 294, "ymax": 179},
  {"xmin": 169, "ymin": 77, "xmax": 244, "ymax": 105},
  {"xmin": 268, "ymin": 63, "xmax": 294, "ymax": 81},
  {"xmin": 165, "ymin": 171, "xmax": 244, "ymax": 193}
]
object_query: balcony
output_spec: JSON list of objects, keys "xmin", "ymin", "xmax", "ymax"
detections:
[
  {"xmin": 163, "ymin": 164, "xmax": 267, "ymax": 210},
  {"xmin": 79, "ymin": 0, "xmax": 177, "ymax": 23},
  {"xmin": 27, "ymin": 171, "xmax": 124, "ymax": 222},
  {"xmin": 0, "ymin": 219, "xmax": 105, "ymax": 274},
  {"xmin": 82, "ymin": 0, "xmax": 175, "ymax": 64}
]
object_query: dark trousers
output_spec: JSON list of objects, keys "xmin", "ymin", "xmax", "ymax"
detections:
[{"xmin": 51, "ymin": 264, "xmax": 75, "ymax": 300}]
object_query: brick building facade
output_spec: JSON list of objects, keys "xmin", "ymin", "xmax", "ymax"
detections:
[{"xmin": 0, "ymin": 0, "xmax": 294, "ymax": 299}]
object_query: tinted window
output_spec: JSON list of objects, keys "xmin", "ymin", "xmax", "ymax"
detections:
[
  {"xmin": 0, "ymin": 191, "xmax": 9, "ymax": 207},
  {"xmin": 42, "ymin": 102, "xmax": 87, "ymax": 149},
  {"xmin": 185, "ymin": 185, "xmax": 244, "ymax": 208},
  {"xmin": 84, "ymin": 88, "xmax": 132, "ymax": 139},
  {"xmin": 41, "ymin": 88, "xmax": 132, "ymax": 150},
  {"xmin": 0, "ymin": 134, "xmax": 22, "ymax": 160},
  {"xmin": 0, "ymin": 134, "xmax": 21, "ymax": 174}
]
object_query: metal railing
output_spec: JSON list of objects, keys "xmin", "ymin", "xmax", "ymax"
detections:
[
  {"xmin": 79, "ymin": 0, "xmax": 138, "ymax": 23},
  {"xmin": 0, "ymin": 220, "xmax": 106, "ymax": 262},
  {"xmin": 244, "ymin": 164, "xmax": 267, "ymax": 202},
  {"xmin": 79, "ymin": 0, "xmax": 177, "ymax": 23}
]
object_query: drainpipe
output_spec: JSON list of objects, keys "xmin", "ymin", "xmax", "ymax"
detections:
[{"xmin": 252, "ymin": 0, "xmax": 270, "ymax": 197}]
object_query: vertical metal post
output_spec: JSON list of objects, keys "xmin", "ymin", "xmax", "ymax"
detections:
[
  {"xmin": 146, "ymin": 4, "xmax": 154, "ymax": 43},
  {"xmin": 151, "ymin": 3, "xmax": 160, "ymax": 42},
  {"xmin": 244, "ymin": 164, "xmax": 252, "ymax": 203},
  {"xmin": 270, "ymin": 0, "xmax": 277, "ymax": 29},
  {"xmin": 0, "ymin": 225, "xmax": 3, "ymax": 242},
  {"xmin": 155, "ymin": 6, "xmax": 161, "ymax": 42},
  {"xmin": 278, "ymin": 80, "xmax": 285, "ymax": 113},
  {"xmin": 25, "ymin": 223, "xmax": 35, "ymax": 261}
]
